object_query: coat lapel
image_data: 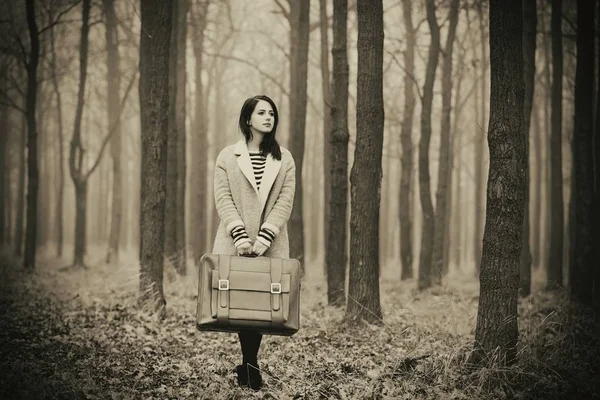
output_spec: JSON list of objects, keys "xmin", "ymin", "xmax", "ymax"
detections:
[
  {"xmin": 259, "ymin": 153, "xmax": 282, "ymax": 213},
  {"xmin": 235, "ymin": 140, "xmax": 259, "ymax": 195}
]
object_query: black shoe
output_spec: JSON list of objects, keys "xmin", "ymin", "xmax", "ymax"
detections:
[
  {"xmin": 235, "ymin": 365, "xmax": 248, "ymax": 386},
  {"xmin": 246, "ymin": 363, "xmax": 262, "ymax": 391}
]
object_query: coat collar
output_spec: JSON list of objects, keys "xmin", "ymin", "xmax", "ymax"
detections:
[{"xmin": 234, "ymin": 140, "xmax": 282, "ymax": 214}]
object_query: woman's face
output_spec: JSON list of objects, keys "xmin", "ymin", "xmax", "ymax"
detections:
[{"xmin": 249, "ymin": 100, "xmax": 275, "ymax": 134}]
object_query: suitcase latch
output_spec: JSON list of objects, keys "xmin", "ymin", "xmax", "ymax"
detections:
[
  {"xmin": 270, "ymin": 282, "xmax": 282, "ymax": 294},
  {"xmin": 218, "ymin": 279, "xmax": 229, "ymax": 291}
]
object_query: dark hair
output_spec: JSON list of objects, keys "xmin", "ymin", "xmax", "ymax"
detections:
[{"xmin": 238, "ymin": 95, "xmax": 282, "ymax": 160}]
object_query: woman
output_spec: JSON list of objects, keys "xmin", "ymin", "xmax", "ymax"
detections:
[{"xmin": 212, "ymin": 94, "xmax": 296, "ymax": 390}]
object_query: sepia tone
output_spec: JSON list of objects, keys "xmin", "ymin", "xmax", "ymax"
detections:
[{"xmin": 0, "ymin": 0, "xmax": 599, "ymax": 398}]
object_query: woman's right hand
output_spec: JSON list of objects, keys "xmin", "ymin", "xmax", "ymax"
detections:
[{"xmin": 236, "ymin": 241, "xmax": 254, "ymax": 256}]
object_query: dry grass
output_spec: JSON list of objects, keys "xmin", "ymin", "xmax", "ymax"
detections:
[{"xmin": 0, "ymin": 247, "xmax": 598, "ymax": 399}]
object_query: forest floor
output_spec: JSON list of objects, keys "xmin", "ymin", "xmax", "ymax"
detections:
[{"xmin": 1, "ymin": 248, "xmax": 599, "ymax": 400}]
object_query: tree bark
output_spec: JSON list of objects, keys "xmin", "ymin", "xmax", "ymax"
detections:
[
  {"xmin": 326, "ymin": 0, "xmax": 349, "ymax": 307},
  {"xmin": 15, "ymin": 111, "xmax": 25, "ymax": 257},
  {"xmin": 104, "ymin": 0, "xmax": 123, "ymax": 264},
  {"xmin": 49, "ymin": 19, "xmax": 65, "ymax": 257},
  {"xmin": 165, "ymin": 0, "xmax": 188, "ymax": 275},
  {"xmin": 431, "ymin": 0, "xmax": 459, "ymax": 284},
  {"xmin": 346, "ymin": 0, "xmax": 384, "ymax": 324},
  {"xmin": 417, "ymin": 0, "xmax": 440, "ymax": 291},
  {"xmin": 139, "ymin": 0, "xmax": 172, "ymax": 314},
  {"xmin": 320, "ymin": 0, "xmax": 332, "ymax": 255},
  {"xmin": 288, "ymin": 0, "xmax": 310, "ymax": 270},
  {"xmin": 470, "ymin": 0, "xmax": 525, "ymax": 367},
  {"xmin": 520, "ymin": 0, "xmax": 536, "ymax": 297},
  {"xmin": 190, "ymin": 0, "xmax": 209, "ymax": 264},
  {"xmin": 569, "ymin": 0, "xmax": 595, "ymax": 306},
  {"xmin": 24, "ymin": 0, "xmax": 40, "ymax": 269},
  {"xmin": 0, "ymin": 66, "xmax": 8, "ymax": 246},
  {"xmin": 547, "ymin": 0, "xmax": 564, "ymax": 290}
]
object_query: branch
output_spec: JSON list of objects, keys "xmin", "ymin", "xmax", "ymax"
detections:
[
  {"xmin": 272, "ymin": 0, "xmax": 289, "ymax": 22},
  {"xmin": 204, "ymin": 52, "xmax": 289, "ymax": 97},
  {"xmin": 39, "ymin": 0, "xmax": 82, "ymax": 36},
  {"xmin": 0, "ymin": 90, "xmax": 25, "ymax": 114},
  {"xmin": 386, "ymin": 49, "xmax": 423, "ymax": 101},
  {"xmin": 85, "ymin": 70, "xmax": 137, "ymax": 179}
]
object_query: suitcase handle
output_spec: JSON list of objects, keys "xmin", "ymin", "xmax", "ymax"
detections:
[{"xmin": 240, "ymin": 253, "xmax": 258, "ymax": 258}]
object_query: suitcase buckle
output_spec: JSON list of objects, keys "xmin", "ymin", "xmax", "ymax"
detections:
[
  {"xmin": 270, "ymin": 282, "xmax": 281, "ymax": 294},
  {"xmin": 218, "ymin": 279, "xmax": 229, "ymax": 291}
]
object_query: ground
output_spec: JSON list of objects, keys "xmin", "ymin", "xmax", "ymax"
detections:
[{"xmin": 1, "ymin": 249, "xmax": 599, "ymax": 400}]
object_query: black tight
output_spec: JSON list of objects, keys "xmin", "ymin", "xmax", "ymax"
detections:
[{"xmin": 238, "ymin": 330, "xmax": 262, "ymax": 365}]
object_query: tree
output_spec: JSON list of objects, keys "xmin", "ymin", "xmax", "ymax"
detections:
[
  {"xmin": 320, "ymin": 0, "xmax": 332, "ymax": 255},
  {"xmin": 0, "ymin": 62, "xmax": 8, "ymax": 246},
  {"xmin": 165, "ymin": 0, "xmax": 188, "ymax": 275},
  {"xmin": 547, "ymin": 0, "xmax": 563, "ymax": 290},
  {"xmin": 326, "ymin": 0, "xmax": 349, "ymax": 307},
  {"xmin": 520, "ymin": 0, "xmax": 537, "ymax": 296},
  {"xmin": 104, "ymin": 0, "xmax": 123, "ymax": 264},
  {"xmin": 346, "ymin": 0, "xmax": 383, "ymax": 324},
  {"xmin": 288, "ymin": 0, "xmax": 310, "ymax": 269},
  {"xmin": 432, "ymin": 0, "xmax": 460, "ymax": 284},
  {"xmin": 569, "ymin": 0, "xmax": 594, "ymax": 306},
  {"xmin": 417, "ymin": 0, "xmax": 440, "ymax": 291},
  {"xmin": 23, "ymin": 0, "xmax": 40, "ymax": 269},
  {"xmin": 470, "ymin": 0, "xmax": 526, "ymax": 367},
  {"xmin": 399, "ymin": 0, "xmax": 415, "ymax": 281},
  {"xmin": 138, "ymin": 0, "xmax": 172, "ymax": 313}
]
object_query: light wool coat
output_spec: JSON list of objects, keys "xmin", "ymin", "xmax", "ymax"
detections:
[{"xmin": 212, "ymin": 139, "xmax": 296, "ymax": 258}]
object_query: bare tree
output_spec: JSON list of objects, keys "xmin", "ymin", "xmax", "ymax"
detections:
[
  {"xmin": 165, "ymin": 0, "xmax": 188, "ymax": 275},
  {"xmin": 431, "ymin": 0, "xmax": 460, "ymax": 284},
  {"xmin": 103, "ymin": 0, "xmax": 123, "ymax": 264},
  {"xmin": 320, "ymin": 0, "xmax": 332, "ymax": 260},
  {"xmin": 326, "ymin": 0, "xmax": 349, "ymax": 307},
  {"xmin": 417, "ymin": 0, "xmax": 440, "ymax": 291},
  {"xmin": 138, "ymin": 0, "xmax": 172, "ymax": 314},
  {"xmin": 470, "ymin": 0, "xmax": 526, "ymax": 367},
  {"xmin": 547, "ymin": 0, "xmax": 563, "ymax": 290},
  {"xmin": 569, "ymin": 0, "xmax": 594, "ymax": 306},
  {"xmin": 346, "ymin": 0, "xmax": 383, "ymax": 324},
  {"xmin": 288, "ymin": 0, "xmax": 310, "ymax": 270},
  {"xmin": 520, "ymin": 0, "xmax": 537, "ymax": 296},
  {"xmin": 23, "ymin": 0, "xmax": 40, "ymax": 269},
  {"xmin": 399, "ymin": 0, "xmax": 415, "ymax": 281}
]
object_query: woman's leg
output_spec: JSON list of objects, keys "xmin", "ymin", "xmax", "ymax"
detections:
[{"xmin": 237, "ymin": 330, "xmax": 263, "ymax": 389}]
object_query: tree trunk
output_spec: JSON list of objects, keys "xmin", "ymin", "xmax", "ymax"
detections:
[
  {"xmin": 346, "ymin": 0, "xmax": 383, "ymax": 324},
  {"xmin": 431, "ymin": 0, "xmax": 459, "ymax": 285},
  {"xmin": 69, "ymin": 0, "xmax": 91, "ymax": 268},
  {"xmin": 520, "ymin": 0, "xmax": 536, "ymax": 297},
  {"xmin": 474, "ymin": 3, "xmax": 488, "ymax": 276},
  {"xmin": 165, "ymin": 0, "xmax": 187, "ymax": 275},
  {"xmin": 139, "ymin": 0, "xmax": 172, "ymax": 314},
  {"xmin": 15, "ymin": 111, "xmax": 25, "ymax": 257},
  {"xmin": 326, "ymin": 0, "xmax": 349, "ymax": 307},
  {"xmin": 547, "ymin": 0, "xmax": 563, "ymax": 290},
  {"xmin": 417, "ymin": 0, "xmax": 440, "ymax": 291},
  {"xmin": 49, "ymin": 19, "xmax": 65, "ymax": 257},
  {"xmin": 531, "ymin": 94, "xmax": 541, "ymax": 268},
  {"xmin": 471, "ymin": 0, "xmax": 525, "ymax": 367},
  {"xmin": 190, "ymin": 0, "xmax": 209, "ymax": 264},
  {"xmin": 569, "ymin": 0, "xmax": 595, "ymax": 306},
  {"xmin": 320, "ymin": 0, "xmax": 332, "ymax": 254},
  {"xmin": 288, "ymin": 0, "xmax": 310, "ymax": 270},
  {"xmin": 104, "ymin": 0, "xmax": 123, "ymax": 264},
  {"xmin": 24, "ymin": 0, "xmax": 40, "ymax": 269},
  {"xmin": 175, "ymin": 0, "xmax": 188, "ymax": 275},
  {"xmin": 594, "ymin": 2, "xmax": 600, "ymax": 309},
  {"xmin": 0, "ymin": 70, "xmax": 8, "ymax": 246}
]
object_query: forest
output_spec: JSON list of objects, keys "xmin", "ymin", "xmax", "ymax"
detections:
[{"xmin": 1, "ymin": 0, "xmax": 599, "ymax": 399}]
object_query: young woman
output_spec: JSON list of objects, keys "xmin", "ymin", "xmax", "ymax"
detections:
[{"xmin": 211, "ymin": 94, "xmax": 296, "ymax": 390}]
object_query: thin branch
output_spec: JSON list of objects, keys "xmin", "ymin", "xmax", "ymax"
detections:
[
  {"xmin": 204, "ymin": 52, "xmax": 289, "ymax": 97},
  {"xmin": 0, "ymin": 89, "xmax": 25, "ymax": 114},
  {"xmin": 272, "ymin": 0, "xmax": 289, "ymax": 22},
  {"xmin": 39, "ymin": 0, "xmax": 82, "ymax": 36},
  {"xmin": 386, "ymin": 49, "xmax": 423, "ymax": 101},
  {"xmin": 85, "ymin": 71, "xmax": 137, "ymax": 179}
]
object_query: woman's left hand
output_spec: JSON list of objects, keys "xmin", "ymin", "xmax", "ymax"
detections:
[{"xmin": 252, "ymin": 241, "xmax": 269, "ymax": 257}]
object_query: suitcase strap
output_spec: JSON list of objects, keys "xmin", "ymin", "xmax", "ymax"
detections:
[
  {"xmin": 270, "ymin": 258, "xmax": 284, "ymax": 326},
  {"xmin": 217, "ymin": 254, "xmax": 231, "ymax": 323}
]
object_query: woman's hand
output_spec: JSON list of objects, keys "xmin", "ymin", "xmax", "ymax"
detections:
[
  {"xmin": 236, "ymin": 241, "xmax": 254, "ymax": 256},
  {"xmin": 252, "ymin": 240, "xmax": 269, "ymax": 257}
]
